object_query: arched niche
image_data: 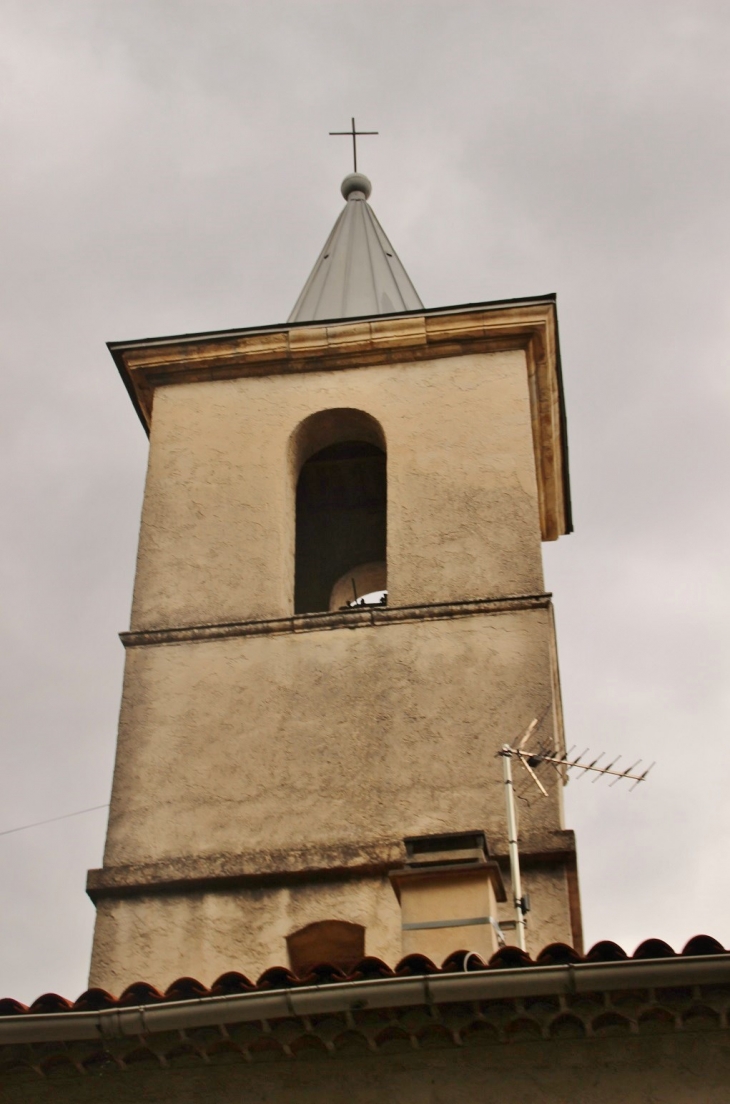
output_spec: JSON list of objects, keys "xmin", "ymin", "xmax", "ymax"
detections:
[
  {"xmin": 286, "ymin": 919, "xmax": 365, "ymax": 976},
  {"xmin": 290, "ymin": 409, "xmax": 387, "ymax": 615}
]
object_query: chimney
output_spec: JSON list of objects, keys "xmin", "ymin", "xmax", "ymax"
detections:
[{"xmin": 389, "ymin": 831, "xmax": 506, "ymax": 963}]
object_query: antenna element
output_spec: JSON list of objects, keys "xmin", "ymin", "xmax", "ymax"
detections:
[{"xmin": 497, "ymin": 719, "xmax": 653, "ymax": 952}]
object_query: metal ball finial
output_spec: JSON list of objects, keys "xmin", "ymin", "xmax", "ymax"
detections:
[{"xmin": 341, "ymin": 173, "xmax": 372, "ymax": 200}]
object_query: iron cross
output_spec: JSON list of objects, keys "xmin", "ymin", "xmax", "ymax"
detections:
[{"xmin": 329, "ymin": 117, "xmax": 378, "ymax": 173}]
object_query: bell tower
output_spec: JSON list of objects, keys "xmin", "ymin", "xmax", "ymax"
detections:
[{"xmin": 88, "ymin": 172, "xmax": 579, "ymax": 992}]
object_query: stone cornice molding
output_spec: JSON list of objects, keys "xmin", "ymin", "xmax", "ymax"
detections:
[
  {"xmin": 108, "ymin": 295, "xmax": 572, "ymax": 540},
  {"xmin": 86, "ymin": 829, "xmax": 577, "ymax": 903},
  {"xmin": 120, "ymin": 592, "xmax": 553, "ymax": 649}
]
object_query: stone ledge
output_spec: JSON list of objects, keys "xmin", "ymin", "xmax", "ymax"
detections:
[
  {"xmin": 121, "ymin": 592, "xmax": 552, "ymax": 648},
  {"xmin": 111, "ymin": 299, "xmax": 553, "ymax": 377},
  {"xmin": 86, "ymin": 830, "xmax": 576, "ymax": 902}
]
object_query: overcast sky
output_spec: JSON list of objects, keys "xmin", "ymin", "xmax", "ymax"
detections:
[{"xmin": 1, "ymin": 0, "xmax": 728, "ymax": 1003}]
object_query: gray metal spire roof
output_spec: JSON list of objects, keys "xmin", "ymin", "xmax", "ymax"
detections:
[{"xmin": 288, "ymin": 173, "xmax": 423, "ymax": 323}]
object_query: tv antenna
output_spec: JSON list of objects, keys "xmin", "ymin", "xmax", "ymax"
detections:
[{"xmin": 499, "ymin": 718, "xmax": 653, "ymax": 951}]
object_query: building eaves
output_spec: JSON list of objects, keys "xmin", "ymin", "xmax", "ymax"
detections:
[{"xmin": 0, "ymin": 937, "xmax": 726, "ymax": 1046}]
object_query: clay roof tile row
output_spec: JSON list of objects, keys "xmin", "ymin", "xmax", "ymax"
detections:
[{"xmin": 1, "ymin": 935, "xmax": 725, "ymax": 1018}]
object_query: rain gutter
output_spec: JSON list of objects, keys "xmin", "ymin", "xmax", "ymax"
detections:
[{"xmin": 2, "ymin": 955, "xmax": 728, "ymax": 1045}]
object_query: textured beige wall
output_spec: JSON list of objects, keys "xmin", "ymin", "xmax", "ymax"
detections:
[
  {"xmin": 90, "ymin": 875, "xmax": 402, "ymax": 995},
  {"xmin": 103, "ymin": 612, "xmax": 562, "ymax": 869},
  {"xmin": 498, "ymin": 863, "xmax": 574, "ymax": 959},
  {"xmin": 91, "ymin": 607, "xmax": 569, "ymax": 989},
  {"xmin": 90, "ymin": 343, "xmax": 576, "ymax": 990},
  {"xmin": 130, "ymin": 349, "xmax": 543, "ymax": 631},
  {"xmin": 89, "ymin": 861, "xmax": 573, "ymax": 994}
]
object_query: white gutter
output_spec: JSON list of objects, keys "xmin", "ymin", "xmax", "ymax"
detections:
[{"xmin": 1, "ymin": 955, "xmax": 728, "ymax": 1046}]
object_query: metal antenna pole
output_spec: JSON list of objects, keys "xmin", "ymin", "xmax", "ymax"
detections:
[
  {"xmin": 501, "ymin": 746, "xmax": 527, "ymax": 951},
  {"xmin": 497, "ymin": 717, "xmax": 652, "ymax": 954}
]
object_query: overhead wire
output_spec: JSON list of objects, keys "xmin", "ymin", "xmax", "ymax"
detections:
[{"xmin": 0, "ymin": 803, "xmax": 108, "ymax": 834}]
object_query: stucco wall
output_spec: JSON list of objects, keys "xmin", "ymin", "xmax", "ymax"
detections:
[
  {"xmin": 103, "ymin": 611, "xmax": 562, "ymax": 869},
  {"xmin": 89, "ymin": 875, "xmax": 403, "ymax": 995},
  {"xmin": 90, "ymin": 341, "xmax": 577, "ymax": 990},
  {"xmin": 499, "ymin": 863, "xmax": 574, "ymax": 960},
  {"xmin": 89, "ymin": 863, "xmax": 573, "ymax": 994},
  {"xmin": 91, "ymin": 606, "xmax": 570, "ymax": 990},
  {"xmin": 130, "ymin": 349, "xmax": 543, "ymax": 631}
]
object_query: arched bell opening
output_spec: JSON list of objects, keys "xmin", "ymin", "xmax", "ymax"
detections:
[{"xmin": 291, "ymin": 409, "xmax": 387, "ymax": 615}]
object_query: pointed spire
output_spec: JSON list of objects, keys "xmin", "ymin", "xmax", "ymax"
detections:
[{"xmin": 288, "ymin": 174, "xmax": 423, "ymax": 324}]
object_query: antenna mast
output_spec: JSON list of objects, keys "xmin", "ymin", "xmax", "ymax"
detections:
[
  {"xmin": 501, "ymin": 743, "xmax": 529, "ymax": 951},
  {"xmin": 499, "ymin": 722, "xmax": 653, "ymax": 952}
]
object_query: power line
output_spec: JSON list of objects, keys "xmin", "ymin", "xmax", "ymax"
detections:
[{"xmin": 0, "ymin": 803, "xmax": 109, "ymax": 838}]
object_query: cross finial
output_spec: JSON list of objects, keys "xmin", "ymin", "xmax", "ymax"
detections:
[{"xmin": 329, "ymin": 117, "xmax": 378, "ymax": 174}]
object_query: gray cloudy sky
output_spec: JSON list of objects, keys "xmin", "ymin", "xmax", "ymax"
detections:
[{"xmin": 1, "ymin": 0, "xmax": 728, "ymax": 1003}]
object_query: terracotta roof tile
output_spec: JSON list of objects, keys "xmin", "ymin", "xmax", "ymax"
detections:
[
  {"xmin": 633, "ymin": 938, "xmax": 676, "ymax": 959},
  {"xmin": 71, "ymin": 987, "xmax": 119, "ymax": 1012},
  {"xmin": 441, "ymin": 950, "xmax": 477, "ymax": 971},
  {"xmin": 207, "ymin": 970, "xmax": 256, "ymax": 996},
  {"xmin": 164, "ymin": 976, "xmax": 210, "ymax": 1001},
  {"xmin": 535, "ymin": 942, "xmax": 584, "ymax": 966},
  {"xmin": 118, "ymin": 981, "xmax": 165, "ymax": 1006},
  {"xmin": 394, "ymin": 952, "xmax": 441, "ymax": 976},
  {"xmin": 3, "ymin": 936, "xmax": 726, "ymax": 1015},
  {"xmin": 28, "ymin": 993, "xmax": 73, "ymax": 1014},
  {"xmin": 300, "ymin": 962, "xmax": 349, "ymax": 985},
  {"xmin": 681, "ymin": 934, "xmax": 724, "ymax": 956},
  {"xmin": 256, "ymin": 965, "xmax": 299, "ymax": 989},
  {"xmin": 348, "ymin": 955, "xmax": 395, "ymax": 980},
  {"xmin": 485, "ymin": 946, "xmax": 533, "ymax": 969},
  {"xmin": 583, "ymin": 940, "xmax": 628, "ymax": 962}
]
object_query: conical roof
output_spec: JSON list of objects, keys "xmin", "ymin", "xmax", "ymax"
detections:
[{"xmin": 288, "ymin": 173, "xmax": 423, "ymax": 323}]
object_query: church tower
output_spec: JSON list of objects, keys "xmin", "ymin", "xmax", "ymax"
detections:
[{"xmin": 88, "ymin": 170, "xmax": 579, "ymax": 993}]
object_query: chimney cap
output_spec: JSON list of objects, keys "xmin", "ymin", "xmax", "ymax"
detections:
[{"xmin": 403, "ymin": 830, "xmax": 489, "ymax": 867}]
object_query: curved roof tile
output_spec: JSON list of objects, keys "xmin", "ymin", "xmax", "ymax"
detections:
[{"xmin": 4, "ymin": 937, "xmax": 726, "ymax": 1014}]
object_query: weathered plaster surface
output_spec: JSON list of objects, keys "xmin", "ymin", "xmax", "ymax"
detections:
[
  {"xmin": 497, "ymin": 863, "xmax": 574, "ymax": 960},
  {"xmin": 130, "ymin": 350, "xmax": 543, "ymax": 631},
  {"xmin": 90, "ymin": 875, "xmax": 402, "ymax": 995},
  {"xmin": 91, "ymin": 606, "xmax": 570, "ymax": 988},
  {"xmin": 88, "ymin": 859, "xmax": 574, "ymax": 993},
  {"xmin": 104, "ymin": 612, "xmax": 562, "ymax": 868},
  {"xmin": 90, "ymin": 338, "xmax": 577, "ymax": 989}
]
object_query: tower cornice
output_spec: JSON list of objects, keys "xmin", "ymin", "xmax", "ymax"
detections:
[
  {"xmin": 119, "ymin": 592, "xmax": 553, "ymax": 649},
  {"xmin": 108, "ymin": 295, "xmax": 572, "ymax": 539}
]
